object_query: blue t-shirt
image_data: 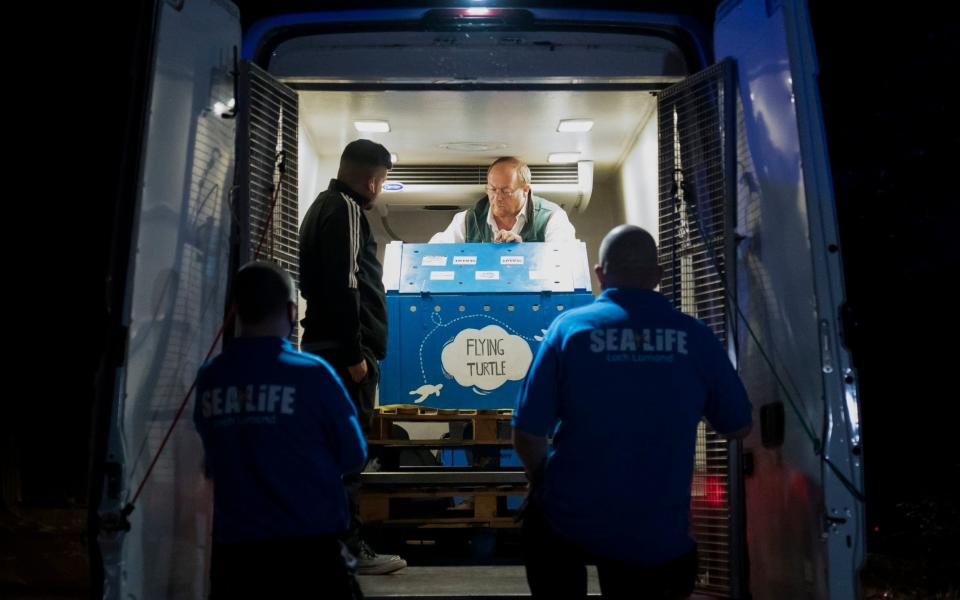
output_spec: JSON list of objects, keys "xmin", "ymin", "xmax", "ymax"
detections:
[
  {"xmin": 193, "ymin": 336, "xmax": 367, "ymax": 544},
  {"xmin": 513, "ymin": 288, "xmax": 751, "ymax": 564}
]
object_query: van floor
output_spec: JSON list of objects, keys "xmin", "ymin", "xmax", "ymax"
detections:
[{"xmin": 359, "ymin": 566, "xmax": 716, "ymax": 599}]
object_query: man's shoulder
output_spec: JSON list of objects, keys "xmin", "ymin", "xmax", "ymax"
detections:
[
  {"xmin": 260, "ymin": 349, "xmax": 346, "ymax": 397},
  {"xmin": 548, "ymin": 301, "xmax": 606, "ymax": 338},
  {"xmin": 281, "ymin": 347, "xmax": 339, "ymax": 373},
  {"xmin": 194, "ymin": 350, "xmax": 244, "ymax": 393},
  {"xmin": 666, "ymin": 308, "xmax": 715, "ymax": 337},
  {"xmin": 196, "ymin": 351, "xmax": 226, "ymax": 379},
  {"xmin": 307, "ymin": 188, "xmax": 354, "ymax": 218},
  {"xmin": 638, "ymin": 304, "xmax": 719, "ymax": 348},
  {"xmin": 532, "ymin": 195, "xmax": 563, "ymax": 212}
]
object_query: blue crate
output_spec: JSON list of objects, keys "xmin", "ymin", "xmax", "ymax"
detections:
[{"xmin": 379, "ymin": 241, "xmax": 594, "ymax": 409}]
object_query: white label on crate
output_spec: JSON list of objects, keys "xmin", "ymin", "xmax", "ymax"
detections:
[
  {"xmin": 430, "ymin": 271, "xmax": 455, "ymax": 281},
  {"xmin": 529, "ymin": 270, "xmax": 545, "ymax": 280},
  {"xmin": 475, "ymin": 271, "xmax": 500, "ymax": 280},
  {"xmin": 421, "ymin": 255, "xmax": 448, "ymax": 266},
  {"xmin": 440, "ymin": 325, "xmax": 533, "ymax": 391},
  {"xmin": 500, "ymin": 255, "xmax": 524, "ymax": 265},
  {"xmin": 453, "ymin": 256, "xmax": 477, "ymax": 265}
]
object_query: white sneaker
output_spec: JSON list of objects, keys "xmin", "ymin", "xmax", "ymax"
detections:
[{"xmin": 355, "ymin": 541, "xmax": 407, "ymax": 575}]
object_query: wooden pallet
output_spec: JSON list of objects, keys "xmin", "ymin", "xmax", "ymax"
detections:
[
  {"xmin": 359, "ymin": 484, "xmax": 527, "ymax": 528},
  {"xmin": 369, "ymin": 406, "xmax": 514, "ymax": 446},
  {"xmin": 364, "ymin": 407, "xmax": 523, "ymax": 528}
]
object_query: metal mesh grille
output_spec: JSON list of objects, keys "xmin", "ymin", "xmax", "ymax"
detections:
[
  {"xmin": 658, "ymin": 60, "xmax": 735, "ymax": 596},
  {"xmin": 238, "ymin": 62, "xmax": 299, "ymax": 344},
  {"xmin": 386, "ymin": 164, "xmax": 578, "ymax": 185},
  {"xmin": 242, "ymin": 63, "xmax": 299, "ymax": 284}
]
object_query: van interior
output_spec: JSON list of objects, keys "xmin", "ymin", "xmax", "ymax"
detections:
[{"xmin": 271, "ymin": 28, "xmax": 731, "ymax": 598}]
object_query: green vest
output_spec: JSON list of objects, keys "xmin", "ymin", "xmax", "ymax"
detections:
[{"xmin": 464, "ymin": 193, "xmax": 557, "ymax": 243}]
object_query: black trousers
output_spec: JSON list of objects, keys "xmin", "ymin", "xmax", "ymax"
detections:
[
  {"xmin": 521, "ymin": 502, "xmax": 698, "ymax": 600},
  {"xmin": 306, "ymin": 344, "xmax": 380, "ymax": 434},
  {"xmin": 305, "ymin": 344, "xmax": 380, "ymax": 554},
  {"xmin": 210, "ymin": 535, "xmax": 363, "ymax": 599}
]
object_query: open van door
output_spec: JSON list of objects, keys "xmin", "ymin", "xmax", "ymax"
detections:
[
  {"xmin": 658, "ymin": 0, "xmax": 865, "ymax": 597},
  {"xmin": 93, "ymin": 0, "xmax": 303, "ymax": 594},
  {"xmin": 92, "ymin": 1, "xmax": 240, "ymax": 598}
]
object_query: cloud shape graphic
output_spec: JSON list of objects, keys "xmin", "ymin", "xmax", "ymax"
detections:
[{"xmin": 440, "ymin": 325, "xmax": 532, "ymax": 391}]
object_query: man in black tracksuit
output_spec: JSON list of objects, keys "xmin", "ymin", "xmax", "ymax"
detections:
[{"xmin": 299, "ymin": 139, "xmax": 406, "ymax": 575}]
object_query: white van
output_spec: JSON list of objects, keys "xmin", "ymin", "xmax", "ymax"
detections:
[{"xmin": 91, "ymin": 2, "xmax": 864, "ymax": 598}]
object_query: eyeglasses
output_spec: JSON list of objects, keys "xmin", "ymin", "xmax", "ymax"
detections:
[{"xmin": 485, "ymin": 186, "xmax": 520, "ymax": 197}]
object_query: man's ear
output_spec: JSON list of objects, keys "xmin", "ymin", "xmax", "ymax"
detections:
[
  {"xmin": 287, "ymin": 301, "xmax": 297, "ymax": 325},
  {"xmin": 594, "ymin": 264, "xmax": 606, "ymax": 289}
]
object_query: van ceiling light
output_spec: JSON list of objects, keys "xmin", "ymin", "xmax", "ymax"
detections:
[
  {"xmin": 390, "ymin": 153, "xmax": 399, "ymax": 164},
  {"xmin": 440, "ymin": 142, "xmax": 506, "ymax": 152},
  {"xmin": 354, "ymin": 120, "xmax": 390, "ymax": 133},
  {"xmin": 213, "ymin": 98, "xmax": 236, "ymax": 117},
  {"xmin": 557, "ymin": 119, "xmax": 594, "ymax": 133},
  {"xmin": 548, "ymin": 152, "xmax": 581, "ymax": 164},
  {"xmin": 464, "ymin": 7, "xmax": 492, "ymax": 16}
]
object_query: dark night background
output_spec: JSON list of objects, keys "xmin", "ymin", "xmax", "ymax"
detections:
[{"xmin": 5, "ymin": 2, "xmax": 958, "ymax": 598}]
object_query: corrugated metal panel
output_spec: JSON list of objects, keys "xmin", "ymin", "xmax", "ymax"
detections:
[
  {"xmin": 387, "ymin": 164, "xmax": 578, "ymax": 185},
  {"xmin": 239, "ymin": 62, "xmax": 299, "ymax": 342}
]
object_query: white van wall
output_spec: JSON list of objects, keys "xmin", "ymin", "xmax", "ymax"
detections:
[
  {"xmin": 296, "ymin": 121, "xmax": 327, "ymax": 332},
  {"xmin": 617, "ymin": 104, "xmax": 660, "ymax": 243},
  {"xmin": 569, "ymin": 171, "xmax": 624, "ymax": 292},
  {"xmin": 297, "ymin": 121, "xmax": 327, "ymax": 224}
]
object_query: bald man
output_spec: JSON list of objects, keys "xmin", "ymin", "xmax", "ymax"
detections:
[
  {"xmin": 429, "ymin": 156, "xmax": 576, "ymax": 244},
  {"xmin": 512, "ymin": 225, "xmax": 752, "ymax": 600}
]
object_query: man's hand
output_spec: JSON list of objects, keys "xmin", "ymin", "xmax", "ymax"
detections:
[
  {"xmin": 512, "ymin": 429, "xmax": 548, "ymax": 477},
  {"xmin": 347, "ymin": 359, "xmax": 368, "ymax": 383},
  {"xmin": 494, "ymin": 230, "xmax": 523, "ymax": 243}
]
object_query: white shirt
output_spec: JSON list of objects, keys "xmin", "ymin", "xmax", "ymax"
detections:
[{"xmin": 429, "ymin": 196, "xmax": 577, "ymax": 243}]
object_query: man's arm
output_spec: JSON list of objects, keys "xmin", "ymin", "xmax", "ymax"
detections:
[
  {"xmin": 513, "ymin": 329, "xmax": 562, "ymax": 475},
  {"xmin": 513, "ymin": 428, "xmax": 548, "ymax": 476},
  {"xmin": 701, "ymin": 328, "xmax": 753, "ymax": 440},
  {"xmin": 543, "ymin": 207, "xmax": 577, "ymax": 242},
  {"xmin": 316, "ymin": 196, "xmax": 365, "ymax": 370},
  {"xmin": 317, "ymin": 367, "xmax": 368, "ymax": 475},
  {"xmin": 724, "ymin": 423, "xmax": 752, "ymax": 440},
  {"xmin": 428, "ymin": 210, "xmax": 468, "ymax": 243},
  {"xmin": 193, "ymin": 371, "xmax": 213, "ymax": 480}
]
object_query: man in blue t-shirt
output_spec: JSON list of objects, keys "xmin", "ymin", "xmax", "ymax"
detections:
[
  {"xmin": 194, "ymin": 261, "xmax": 367, "ymax": 599},
  {"xmin": 513, "ymin": 225, "xmax": 752, "ymax": 600}
]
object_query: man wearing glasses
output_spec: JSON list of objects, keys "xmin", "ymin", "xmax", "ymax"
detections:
[{"xmin": 429, "ymin": 157, "xmax": 577, "ymax": 243}]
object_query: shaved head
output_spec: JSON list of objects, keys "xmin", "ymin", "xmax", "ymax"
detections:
[
  {"xmin": 233, "ymin": 261, "xmax": 296, "ymax": 326},
  {"xmin": 596, "ymin": 225, "xmax": 662, "ymax": 290}
]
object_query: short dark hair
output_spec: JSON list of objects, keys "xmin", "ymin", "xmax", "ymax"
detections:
[
  {"xmin": 341, "ymin": 139, "xmax": 393, "ymax": 170},
  {"xmin": 232, "ymin": 261, "xmax": 296, "ymax": 325}
]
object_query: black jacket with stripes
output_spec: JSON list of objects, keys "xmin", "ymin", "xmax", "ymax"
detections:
[{"xmin": 299, "ymin": 179, "xmax": 388, "ymax": 365}]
